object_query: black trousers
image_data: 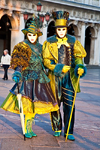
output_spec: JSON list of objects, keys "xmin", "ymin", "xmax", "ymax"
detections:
[
  {"xmin": 50, "ymin": 74, "xmax": 75, "ymax": 135},
  {"xmin": 3, "ymin": 65, "xmax": 9, "ymax": 79},
  {"xmin": 50, "ymin": 101, "xmax": 75, "ymax": 134}
]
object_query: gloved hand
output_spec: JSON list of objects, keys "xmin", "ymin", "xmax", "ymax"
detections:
[
  {"xmin": 13, "ymin": 76, "xmax": 20, "ymax": 83},
  {"xmin": 12, "ymin": 71, "xmax": 22, "ymax": 83},
  {"xmin": 62, "ymin": 65, "xmax": 70, "ymax": 73},
  {"xmin": 77, "ymin": 68, "xmax": 84, "ymax": 76}
]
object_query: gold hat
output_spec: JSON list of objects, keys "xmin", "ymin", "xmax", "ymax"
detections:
[{"xmin": 52, "ymin": 11, "xmax": 69, "ymax": 27}]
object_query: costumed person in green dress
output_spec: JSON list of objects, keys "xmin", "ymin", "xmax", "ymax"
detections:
[
  {"xmin": 42, "ymin": 11, "xmax": 87, "ymax": 141},
  {"xmin": 0, "ymin": 15, "xmax": 59, "ymax": 139}
]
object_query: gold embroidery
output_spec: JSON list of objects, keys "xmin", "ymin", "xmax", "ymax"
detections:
[
  {"xmin": 62, "ymin": 87, "xmax": 74, "ymax": 93},
  {"xmin": 62, "ymin": 91, "xmax": 74, "ymax": 97},
  {"xmin": 63, "ymin": 96, "xmax": 73, "ymax": 102},
  {"xmin": 64, "ymin": 102, "xmax": 72, "ymax": 107}
]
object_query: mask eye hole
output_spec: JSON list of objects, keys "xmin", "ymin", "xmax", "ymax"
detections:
[
  {"xmin": 28, "ymin": 34, "xmax": 31, "ymax": 36},
  {"xmin": 58, "ymin": 28, "xmax": 61, "ymax": 31},
  {"xmin": 63, "ymin": 28, "xmax": 66, "ymax": 31}
]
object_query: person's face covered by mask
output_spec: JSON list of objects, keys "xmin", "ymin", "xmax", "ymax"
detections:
[
  {"xmin": 27, "ymin": 33, "xmax": 38, "ymax": 44},
  {"xmin": 56, "ymin": 27, "xmax": 67, "ymax": 38}
]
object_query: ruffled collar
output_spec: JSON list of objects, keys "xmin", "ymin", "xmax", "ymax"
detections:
[{"xmin": 24, "ymin": 39, "xmax": 42, "ymax": 55}]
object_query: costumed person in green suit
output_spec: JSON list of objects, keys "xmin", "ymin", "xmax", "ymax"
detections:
[
  {"xmin": 0, "ymin": 15, "xmax": 59, "ymax": 139},
  {"xmin": 42, "ymin": 11, "xmax": 87, "ymax": 141}
]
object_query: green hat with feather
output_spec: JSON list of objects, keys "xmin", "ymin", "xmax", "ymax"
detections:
[{"xmin": 22, "ymin": 14, "xmax": 43, "ymax": 37}]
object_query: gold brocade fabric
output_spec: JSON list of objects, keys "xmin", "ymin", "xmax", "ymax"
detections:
[
  {"xmin": 42, "ymin": 41, "xmax": 58, "ymax": 71},
  {"xmin": 56, "ymin": 37, "xmax": 70, "ymax": 49},
  {"xmin": 34, "ymin": 101, "xmax": 59, "ymax": 114},
  {"xmin": 1, "ymin": 93, "xmax": 59, "ymax": 115},
  {"xmin": 74, "ymin": 40, "xmax": 87, "ymax": 58},
  {"xmin": 11, "ymin": 42, "xmax": 32, "ymax": 71}
]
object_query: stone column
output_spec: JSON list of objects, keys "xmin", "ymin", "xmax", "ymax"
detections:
[
  {"xmin": 89, "ymin": 0, "xmax": 92, "ymax": 5},
  {"xmin": 79, "ymin": 22, "xmax": 86, "ymax": 64},
  {"xmin": 39, "ymin": 20, "xmax": 48, "ymax": 45},
  {"xmin": 85, "ymin": 0, "xmax": 89, "ymax": 4},
  {"xmin": 80, "ymin": 22, "xmax": 85, "ymax": 48},
  {"xmin": 10, "ymin": 14, "xmax": 24, "ymax": 53},
  {"xmin": 11, "ymin": 30, "xmax": 20, "ymax": 53},
  {"xmin": 74, "ymin": 35, "xmax": 81, "ymax": 41},
  {"xmin": 18, "ymin": 13, "xmax": 25, "ymax": 41},
  {"xmin": 94, "ymin": 26, "xmax": 100, "ymax": 65},
  {"xmin": 89, "ymin": 36, "xmax": 95, "ymax": 65}
]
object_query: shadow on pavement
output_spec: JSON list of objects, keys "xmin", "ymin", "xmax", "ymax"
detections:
[{"xmin": 74, "ymin": 132, "xmax": 100, "ymax": 149}]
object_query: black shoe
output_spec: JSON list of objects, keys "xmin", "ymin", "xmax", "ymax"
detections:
[{"xmin": 2, "ymin": 78, "xmax": 5, "ymax": 80}]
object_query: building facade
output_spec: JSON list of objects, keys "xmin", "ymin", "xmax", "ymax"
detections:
[{"xmin": 0, "ymin": 0, "xmax": 100, "ymax": 65}]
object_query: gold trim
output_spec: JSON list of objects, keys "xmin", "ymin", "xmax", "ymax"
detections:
[
  {"xmin": 50, "ymin": 112, "xmax": 54, "ymax": 131},
  {"xmin": 65, "ymin": 134, "xmax": 73, "ymax": 135},
  {"xmin": 62, "ymin": 87, "xmax": 74, "ymax": 93},
  {"xmin": 64, "ymin": 102, "xmax": 72, "ymax": 107},
  {"xmin": 64, "ymin": 96, "xmax": 73, "ymax": 102},
  {"xmin": 55, "ymin": 130, "xmax": 61, "ymax": 132},
  {"xmin": 63, "ymin": 91, "xmax": 74, "ymax": 97}
]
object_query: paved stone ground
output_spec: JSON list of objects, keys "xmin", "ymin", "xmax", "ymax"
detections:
[{"xmin": 0, "ymin": 68, "xmax": 100, "ymax": 150}]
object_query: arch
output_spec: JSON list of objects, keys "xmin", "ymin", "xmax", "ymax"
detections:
[
  {"xmin": 47, "ymin": 20, "xmax": 55, "ymax": 37},
  {"xmin": 25, "ymin": 17, "xmax": 32, "ymax": 29},
  {"xmin": 84, "ymin": 26, "xmax": 95, "ymax": 64},
  {"xmin": 0, "ymin": 14, "xmax": 12, "ymax": 58},
  {"xmin": 67, "ymin": 23, "xmax": 78, "ymax": 38},
  {"xmin": 87, "ymin": 26, "xmax": 95, "ymax": 37},
  {"xmin": 0, "ymin": 11, "xmax": 19, "ymax": 30},
  {"xmin": 68, "ymin": 24, "xmax": 75, "ymax": 36}
]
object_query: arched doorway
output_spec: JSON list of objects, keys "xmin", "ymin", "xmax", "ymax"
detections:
[
  {"xmin": 84, "ymin": 27, "xmax": 91, "ymax": 64},
  {"xmin": 0, "ymin": 14, "xmax": 12, "ymax": 58},
  {"xmin": 47, "ymin": 21, "xmax": 55, "ymax": 38},
  {"xmin": 67, "ymin": 24, "xmax": 75, "ymax": 36},
  {"xmin": 24, "ymin": 17, "xmax": 33, "ymax": 39},
  {"xmin": 84, "ymin": 26, "xmax": 95, "ymax": 65},
  {"xmin": 67, "ymin": 23, "xmax": 79, "ymax": 40},
  {"xmin": 25, "ymin": 18, "xmax": 32, "ymax": 29}
]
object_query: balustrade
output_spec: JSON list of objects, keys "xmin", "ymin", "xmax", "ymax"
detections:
[{"xmin": 61, "ymin": 0, "xmax": 100, "ymax": 7}]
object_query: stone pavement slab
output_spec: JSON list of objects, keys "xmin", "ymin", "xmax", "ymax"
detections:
[
  {"xmin": 30, "ymin": 134, "xmax": 60, "ymax": 147},
  {"xmin": 0, "ymin": 68, "xmax": 100, "ymax": 150},
  {"xmin": 1, "ymin": 139, "xmax": 32, "ymax": 150}
]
